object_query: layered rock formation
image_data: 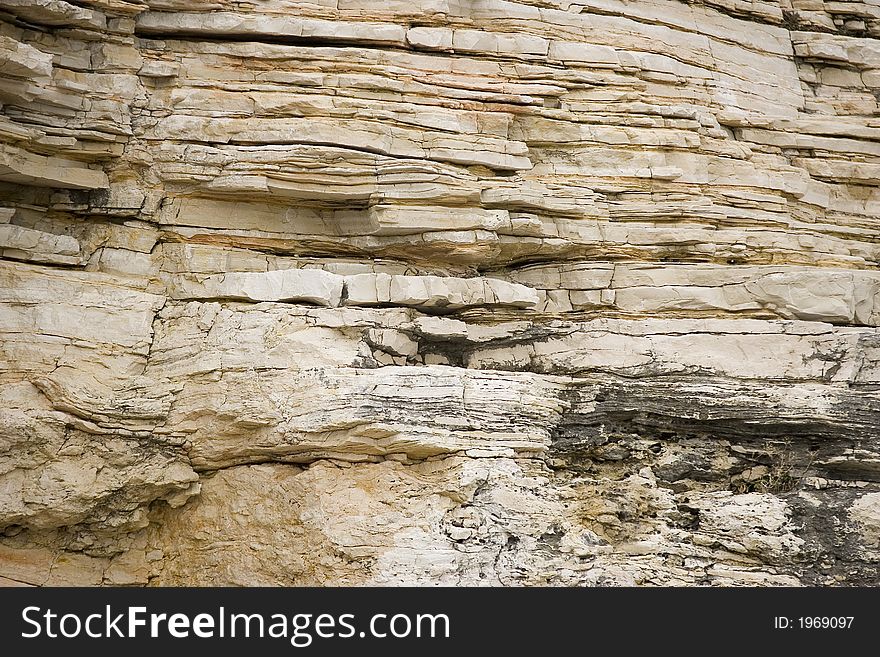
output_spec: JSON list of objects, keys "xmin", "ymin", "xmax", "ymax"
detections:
[{"xmin": 1, "ymin": 0, "xmax": 879, "ymax": 586}]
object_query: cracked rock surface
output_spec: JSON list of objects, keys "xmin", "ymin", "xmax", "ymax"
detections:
[{"xmin": 1, "ymin": 0, "xmax": 879, "ymax": 586}]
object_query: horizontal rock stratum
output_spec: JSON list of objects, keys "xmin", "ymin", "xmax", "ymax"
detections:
[{"xmin": 1, "ymin": 0, "xmax": 879, "ymax": 586}]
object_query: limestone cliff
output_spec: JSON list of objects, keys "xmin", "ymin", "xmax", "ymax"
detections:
[{"xmin": 1, "ymin": 0, "xmax": 879, "ymax": 586}]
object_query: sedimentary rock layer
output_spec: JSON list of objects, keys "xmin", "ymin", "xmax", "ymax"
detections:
[{"xmin": 1, "ymin": 0, "xmax": 879, "ymax": 586}]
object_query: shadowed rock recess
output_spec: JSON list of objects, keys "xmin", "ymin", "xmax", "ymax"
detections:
[{"xmin": 1, "ymin": 0, "xmax": 880, "ymax": 587}]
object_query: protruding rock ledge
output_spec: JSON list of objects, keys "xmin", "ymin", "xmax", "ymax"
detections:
[
  {"xmin": 169, "ymin": 269, "xmax": 541, "ymax": 311},
  {"xmin": 507, "ymin": 262, "xmax": 880, "ymax": 326}
]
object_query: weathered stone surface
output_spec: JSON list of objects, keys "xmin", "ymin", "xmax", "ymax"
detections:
[
  {"xmin": 173, "ymin": 268, "xmax": 345, "ymax": 306},
  {"xmin": 1, "ymin": 0, "xmax": 879, "ymax": 587}
]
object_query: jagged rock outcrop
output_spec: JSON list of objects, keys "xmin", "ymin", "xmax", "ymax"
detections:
[{"xmin": 1, "ymin": 0, "xmax": 879, "ymax": 586}]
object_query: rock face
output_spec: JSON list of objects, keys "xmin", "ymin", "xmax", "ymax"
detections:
[{"xmin": 1, "ymin": 0, "xmax": 879, "ymax": 587}]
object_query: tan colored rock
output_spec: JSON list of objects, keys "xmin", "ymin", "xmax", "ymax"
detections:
[
  {"xmin": 180, "ymin": 269, "xmax": 345, "ymax": 307},
  {"xmin": 849, "ymin": 492, "xmax": 880, "ymax": 551},
  {"xmin": 0, "ymin": 224, "xmax": 81, "ymax": 264},
  {"xmin": 1, "ymin": 0, "xmax": 880, "ymax": 589}
]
